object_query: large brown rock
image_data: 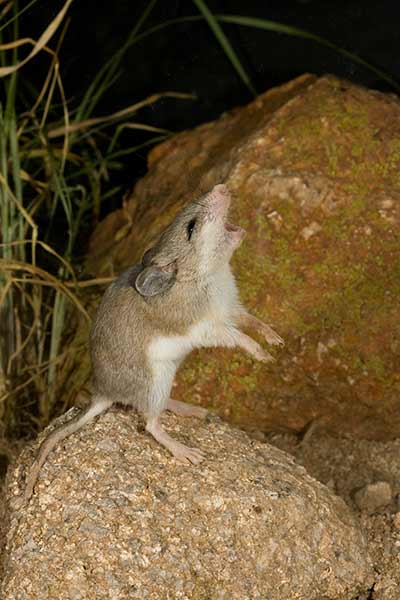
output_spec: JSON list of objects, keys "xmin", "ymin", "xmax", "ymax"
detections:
[
  {"xmin": 83, "ymin": 74, "xmax": 400, "ymax": 440},
  {"xmin": 1, "ymin": 411, "xmax": 373, "ymax": 599}
]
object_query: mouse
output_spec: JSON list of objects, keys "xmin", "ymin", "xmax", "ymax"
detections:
[{"xmin": 24, "ymin": 183, "xmax": 284, "ymax": 501}]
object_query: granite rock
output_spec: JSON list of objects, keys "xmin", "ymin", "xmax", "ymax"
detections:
[
  {"xmin": 62, "ymin": 74, "xmax": 400, "ymax": 440},
  {"xmin": 2, "ymin": 409, "xmax": 373, "ymax": 599}
]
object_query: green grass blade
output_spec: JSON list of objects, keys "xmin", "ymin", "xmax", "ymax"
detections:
[
  {"xmin": 192, "ymin": 0, "xmax": 256, "ymax": 96},
  {"xmin": 77, "ymin": 0, "xmax": 159, "ymax": 121},
  {"xmin": 217, "ymin": 14, "xmax": 400, "ymax": 93},
  {"xmin": 0, "ymin": 0, "xmax": 41, "ymax": 36},
  {"xmin": 130, "ymin": 14, "xmax": 400, "ymax": 94}
]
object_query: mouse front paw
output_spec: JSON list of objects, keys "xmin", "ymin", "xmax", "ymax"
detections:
[
  {"xmin": 255, "ymin": 347, "xmax": 275, "ymax": 363},
  {"xmin": 259, "ymin": 324, "xmax": 284, "ymax": 346}
]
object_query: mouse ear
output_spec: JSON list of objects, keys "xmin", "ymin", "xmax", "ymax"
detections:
[{"xmin": 134, "ymin": 263, "xmax": 176, "ymax": 297}]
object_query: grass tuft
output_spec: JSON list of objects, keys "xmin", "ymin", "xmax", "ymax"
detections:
[{"xmin": 0, "ymin": 0, "xmax": 190, "ymax": 437}]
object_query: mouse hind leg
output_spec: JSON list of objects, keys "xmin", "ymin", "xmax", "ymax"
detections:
[
  {"xmin": 145, "ymin": 361, "xmax": 205, "ymax": 465},
  {"xmin": 145, "ymin": 399, "xmax": 206, "ymax": 464}
]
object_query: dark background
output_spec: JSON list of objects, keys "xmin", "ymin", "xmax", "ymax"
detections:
[{"xmin": 23, "ymin": 0, "xmax": 400, "ymax": 192}]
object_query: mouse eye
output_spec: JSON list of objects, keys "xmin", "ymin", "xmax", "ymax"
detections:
[{"xmin": 187, "ymin": 218, "xmax": 196, "ymax": 241}]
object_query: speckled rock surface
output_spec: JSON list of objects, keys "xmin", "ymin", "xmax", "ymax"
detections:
[
  {"xmin": 61, "ymin": 73, "xmax": 400, "ymax": 440},
  {"xmin": 2, "ymin": 410, "xmax": 373, "ymax": 599},
  {"xmin": 354, "ymin": 481, "xmax": 393, "ymax": 513}
]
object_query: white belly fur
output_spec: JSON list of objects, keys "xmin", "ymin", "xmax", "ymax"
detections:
[{"xmin": 146, "ymin": 266, "xmax": 241, "ymax": 416}]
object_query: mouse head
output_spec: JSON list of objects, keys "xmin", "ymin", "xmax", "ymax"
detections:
[{"xmin": 135, "ymin": 184, "xmax": 245, "ymax": 297}]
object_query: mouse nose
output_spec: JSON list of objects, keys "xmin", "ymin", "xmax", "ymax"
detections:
[
  {"xmin": 206, "ymin": 184, "xmax": 231, "ymax": 215},
  {"xmin": 213, "ymin": 184, "xmax": 229, "ymax": 195}
]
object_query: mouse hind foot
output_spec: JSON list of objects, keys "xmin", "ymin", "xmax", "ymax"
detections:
[
  {"xmin": 146, "ymin": 416, "xmax": 205, "ymax": 465},
  {"xmin": 166, "ymin": 398, "xmax": 208, "ymax": 419}
]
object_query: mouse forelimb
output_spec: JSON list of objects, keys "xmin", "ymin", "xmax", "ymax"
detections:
[
  {"xmin": 237, "ymin": 311, "xmax": 284, "ymax": 347},
  {"xmin": 194, "ymin": 313, "xmax": 283, "ymax": 364},
  {"xmin": 233, "ymin": 330, "xmax": 275, "ymax": 363}
]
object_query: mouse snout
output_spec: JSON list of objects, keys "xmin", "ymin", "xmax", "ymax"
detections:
[{"xmin": 206, "ymin": 184, "xmax": 231, "ymax": 218}]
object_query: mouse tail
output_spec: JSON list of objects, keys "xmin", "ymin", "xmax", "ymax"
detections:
[{"xmin": 24, "ymin": 396, "xmax": 112, "ymax": 502}]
